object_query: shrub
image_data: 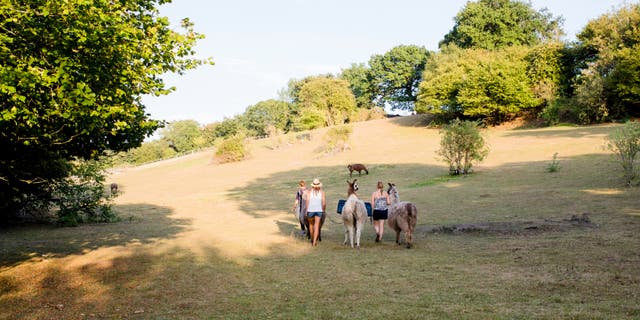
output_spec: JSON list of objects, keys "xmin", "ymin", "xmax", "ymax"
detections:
[
  {"xmin": 547, "ymin": 152, "xmax": 561, "ymax": 172},
  {"xmin": 53, "ymin": 159, "xmax": 117, "ymax": 226},
  {"xmin": 214, "ymin": 135, "xmax": 249, "ymax": 164},
  {"xmin": 318, "ymin": 125, "xmax": 352, "ymax": 154},
  {"xmin": 606, "ymin": 121, "xmax": 640, "ymax": 186},
  {"xmin": 437, "ymin": 119, "xmax": 489, "ymax": 175}
]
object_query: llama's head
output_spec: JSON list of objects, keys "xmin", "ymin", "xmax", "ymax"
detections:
[
  {"xmin": 347, "ymin": 179, "xmax": 359, "ymax": 195},
  {"xmin": 387, "ymin": 183, "xmax": 398, "ymax": 202}
]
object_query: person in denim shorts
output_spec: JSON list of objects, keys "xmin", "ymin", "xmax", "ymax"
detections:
[{"xmin": 305, "ymin": 178, "xmax": 326, "ymax": 246}]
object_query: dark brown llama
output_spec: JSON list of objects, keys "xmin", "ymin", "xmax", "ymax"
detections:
[
  {"xmin": 110, "ymin": 183, "xmax": 118, "ymax": 194},
  {"xmin": 347, "ymin": 164, "xmax": 368, "ymax": 177}
]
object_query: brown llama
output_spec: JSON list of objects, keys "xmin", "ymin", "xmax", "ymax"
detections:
[
  {"xmin": 387, "ymin": 183, "xmax": 418, "ymax": 248},
  {"xmin": 347, "ymin": 164, "xmax": 368, "ymax": 177},
  {"xmin": 110, "ymin": 183, "xmax": 118, "ymax": 194},
  {"xmin": 342, "ymin": 179, "xmax": 368, "ymax": 248}
]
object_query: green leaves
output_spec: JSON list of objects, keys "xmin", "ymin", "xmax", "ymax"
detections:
[{"xmin": 0, "ymin": 0, "xmax": 209, "ymax": 220}]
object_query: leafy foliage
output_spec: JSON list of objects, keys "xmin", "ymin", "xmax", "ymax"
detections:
[
  {"xmin": 53, "ymin": 159, "xmax": 117, "ymax": 226},
  {"xmin": 242, "ymin": 99, "xmax": 292, "ymax": 137},
  {"xmin": 440, "ymin": 0, "xmax": 563, "ymax": 49},
  {"xmin": 297, "ymin": 77, "xmax": 357, "ymax": 127},
  {"xmin": 574, "ymin": 4, "xmax": 640, "ymax": 121},
  {"xmin": 340, "ymin": 63, "xmax": 377, "ymax": 109},
  {"xmin": 162, "ymin": 120, "xmax": 203, "ymax": 153},
  {"xmin": 368, "ymin": 45, "xmax": 431, "ymax": 111},
  {"xmin": 606, "ymin": 121, "xmax": 640, "ymax": 186},
  {"xmin": 417, "ymin": 46, "xmax": 539, "ymax": 122},
  {"xmin": 0, "ymin": 0, "xmax": 209, "ymax": 221},
  {"xmin": 214, "ymin": 136, "xmax": 249, "ymax": 164},
  {"xmin": 436, "ymin": 119, "xmax": 488, "ymax": 175}
]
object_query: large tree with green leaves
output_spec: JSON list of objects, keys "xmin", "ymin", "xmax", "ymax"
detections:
[
  {"xmin": 417, "ymin": 45, "xmax": 539, "ymax": 122},
  {"xmin": 440, "ymin": 0, "xmax": 562, "ymax": 50},
  {"xmin": 161, "ymin": 120, "xmax": 203, "ymax": 153},
  {"xmin": 296, "ymin": 77, "xmax": 357, "ymax": 128},
  {"xmin": 368, "ymin": 45, "xmax": 430, "ymax": 111},
  {"xmin": 242, "ymin": 99, "xmax": 292, "ymax": 137},
  {"xmin": 0, "ymin": 0, "xmax": 209, "ymax": 218},
  {"xmin": 340, "ymin": 63, "xmax": 377, "ymax": 109},
  {"xmin": 575, "ymin": 3, "xmax": 640, "ymax": 121}
]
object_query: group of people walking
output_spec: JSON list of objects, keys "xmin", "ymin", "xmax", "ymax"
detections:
[{"xmin": 292, "ymin": 178, "xmax": 390, "ymax": 246}]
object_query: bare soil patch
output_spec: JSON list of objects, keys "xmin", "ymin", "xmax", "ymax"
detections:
[{"xmin": 419, "ymin": 213, "xmax": 596, "ymax": 235}]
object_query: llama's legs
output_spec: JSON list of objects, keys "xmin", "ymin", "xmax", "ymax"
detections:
[
  {"xmin": 355, "ymin": 224, "xmax": 362, "ymax": 248},
  {"xmin": 405, "ymin": 231, "xmax": 413, "ymax": 249},
  {"xmin": 395, "ymin": 231, "xmax": 400, "ymax": 245}
]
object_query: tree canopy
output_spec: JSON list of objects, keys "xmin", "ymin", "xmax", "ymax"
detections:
[
  {"xmin": 368, "ymin": 45, "xmax": 430, "ymax": 111},
  {"xmin": 440, "ymin": 0, "xmax": 562, "ymax": 50},
  {"xmin": 0, "ymin": 0, "xmax": 209, "ymax": 217},
  {"xmin": 296, "ymin": 77, "xmax": 357, "ymax": 128}
]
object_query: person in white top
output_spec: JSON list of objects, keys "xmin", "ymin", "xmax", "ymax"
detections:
[{"xmin": 305, "ymin": 178, "xmax": 326, "ymax": 246}]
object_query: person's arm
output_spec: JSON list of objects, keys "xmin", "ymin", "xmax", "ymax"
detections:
[
  {"xmin": 371, "ymin": 192, "xmax": 375, "ymax": 207},
  {"xmin": 305, "ymin": 192, "xmax": 310, "ymax": 212}
]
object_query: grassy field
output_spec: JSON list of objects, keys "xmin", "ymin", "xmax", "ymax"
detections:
[{"xmin": 1, "ymin": 115, "xmax": 639, "ymax": 319}]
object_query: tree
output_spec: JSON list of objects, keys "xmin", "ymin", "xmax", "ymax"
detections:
[
  {"xmin": 417, "ymin": 46, "xmax": 539, "ymax": 122},
  {"xmin": 161, "ymin": 120, "xmax": 202, "ymax": 153},
  {"xmin": 440, "ymin": 0, "xmax": 562, "ymax": 50},
  {"xmin": 576, "ymin": 4, "xmax": 640, "ymax": 119},
  {"xmin": 214, "ymin": 117, "xmax": 244, "ymax": 139},
  {"xmin": 436, "ymin": 119, "xmax": 488, "ymax": 175},
  {"xmin": 0, "ymin": 0, "xmax": 209, "ymax": 220},
  {"xmin": 340, "ymin": 63, "xmax": 377, "ymax": 109},
  {"xmin": 368, "ymin": 45, "xmax": 430, "ymax": 111},
  {"xmin": 242, "ymin": 99, "xmax": 292, "ymax": 137},
  {"xmin": 297, "ymin": 77, "xmax": 357, "ymax": 127}
]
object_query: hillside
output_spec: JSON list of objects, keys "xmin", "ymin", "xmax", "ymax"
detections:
[{"xmin": 1, "ymin": 115, "xmax": 639, "ymax": 319}]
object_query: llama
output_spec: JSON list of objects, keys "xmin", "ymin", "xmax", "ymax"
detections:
[
  {"xmin": 342, "ymin": 179, "xmax": 368, "ymax": 248},
  {"xmin": 387, "ymin": 183, "xmax": 418, "ymax": 248},
  {"xmin": 347, "ymin": 164, "xmax": 368, "ymax": 177},
  {"xmin": 110, "ymin": 183, "xmax": 118, "ymax": 194}
]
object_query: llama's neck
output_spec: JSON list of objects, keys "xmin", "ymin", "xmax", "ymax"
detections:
[
  {"xmin": 389, "ymin": 193, "xmax": 399, "ymax": 205},
  {"xmin": 347, "ymin": 190, "xmax": 358, "ymax": 199}
]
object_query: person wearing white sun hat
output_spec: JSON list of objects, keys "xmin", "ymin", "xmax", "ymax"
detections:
[{"xmin": 305, "ymin": 178, "xmax": 326, "ymax": 246}]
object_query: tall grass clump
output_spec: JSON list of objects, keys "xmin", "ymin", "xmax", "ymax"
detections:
[
  {"xmin": 437, "ymin": 119, "xmax": 488, "ymax": 175},
  {"xmin": 547, "ymin": 152, "xmax": 561, "ymax": 172},
  {"xmin": 606, "ymin": 121, "xmax": 640, "ymax": 186},
  {"xmin": 214, "ymin": 135, "xmax": 249, "ymax": 164}
]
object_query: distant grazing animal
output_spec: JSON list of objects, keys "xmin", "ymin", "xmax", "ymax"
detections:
[
  {"xmin": 110, "ymin": 183, "xmax": 118, "ymax": 194},
  {"xmin": 347, "ymin": 164, "xmax": 368, "ymax": 177},
  {"xmin": 341, "ymin": 179, "xmax": 368, "ymax": 248},
  {"xmin": 387, "ymin": 183, "xmax": 418, "ymax": 249}
]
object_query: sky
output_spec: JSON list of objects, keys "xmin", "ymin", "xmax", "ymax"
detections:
[{"xmin": 143, "ymin": 0, "xmax": 633, "ymax": 125}]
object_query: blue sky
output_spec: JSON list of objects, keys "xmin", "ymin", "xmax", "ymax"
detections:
[{"xmin": 143, "ymin": 0, "xmax": 633, "ymax": 125}]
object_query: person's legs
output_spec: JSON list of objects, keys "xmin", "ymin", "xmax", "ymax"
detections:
[
  {"xmin": 379, "ymin": 219, "xmax": 385, "ymax": 241},
  {"xmin": 307, "ymin": 216, "xmax": 315, "ymax": 243},
  {"xmin": 312, "ymin": 215, "xmax": 321, "ymax": 246},
  {"xmin": 373, "ymin": 219, "xmax": 380, "ymax": 241}
]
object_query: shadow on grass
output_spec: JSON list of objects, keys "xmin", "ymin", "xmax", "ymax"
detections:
[
  {"xmin": 0, "ymin": 203, "xmax": 190, "ymax": 268},
  {"xmin": 503, "ymin": 124, "xmax": 617, "ymax": 138}
]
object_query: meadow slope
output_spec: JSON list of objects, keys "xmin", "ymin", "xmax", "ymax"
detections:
[{"xmin": 1, "ymin": 115, "xmax": 639, "ymax": 319}]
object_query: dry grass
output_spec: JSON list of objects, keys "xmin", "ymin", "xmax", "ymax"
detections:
[{"xmin": 1, "ymin": 115, "xmax": 639, "ymax": 319}]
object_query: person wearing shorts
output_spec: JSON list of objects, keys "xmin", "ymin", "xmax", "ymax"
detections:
[
  {"xmin": 305, "ymin": 178, "xmax": 326, "ymax": 246},
  {"xmin": 371, "ymin": 181, "xmax": 390, "ymax": 242}
]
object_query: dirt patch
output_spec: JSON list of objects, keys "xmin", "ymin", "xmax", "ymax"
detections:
[{"xmin": 418, "ymin": 213, "xmax": 596, "ymax": 235}]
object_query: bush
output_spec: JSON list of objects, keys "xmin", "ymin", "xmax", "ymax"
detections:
[
  {"xmin": 437, "ymin": 119, "xmax": 489, "ymax": 175},
  {"xmin": 606, "ymin": 121, "xmax": 640, "ymax": 186},
  {"xmin": 318, "ymin": 125, "xmax": 352, "ymax": 154},
  {"xmin": 214, "ymin": 135, "xmax": 249, "ymax": 164},
  {"xmin": 53, "ymin": 159, "xmax": 117, "ymax": 226}
]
